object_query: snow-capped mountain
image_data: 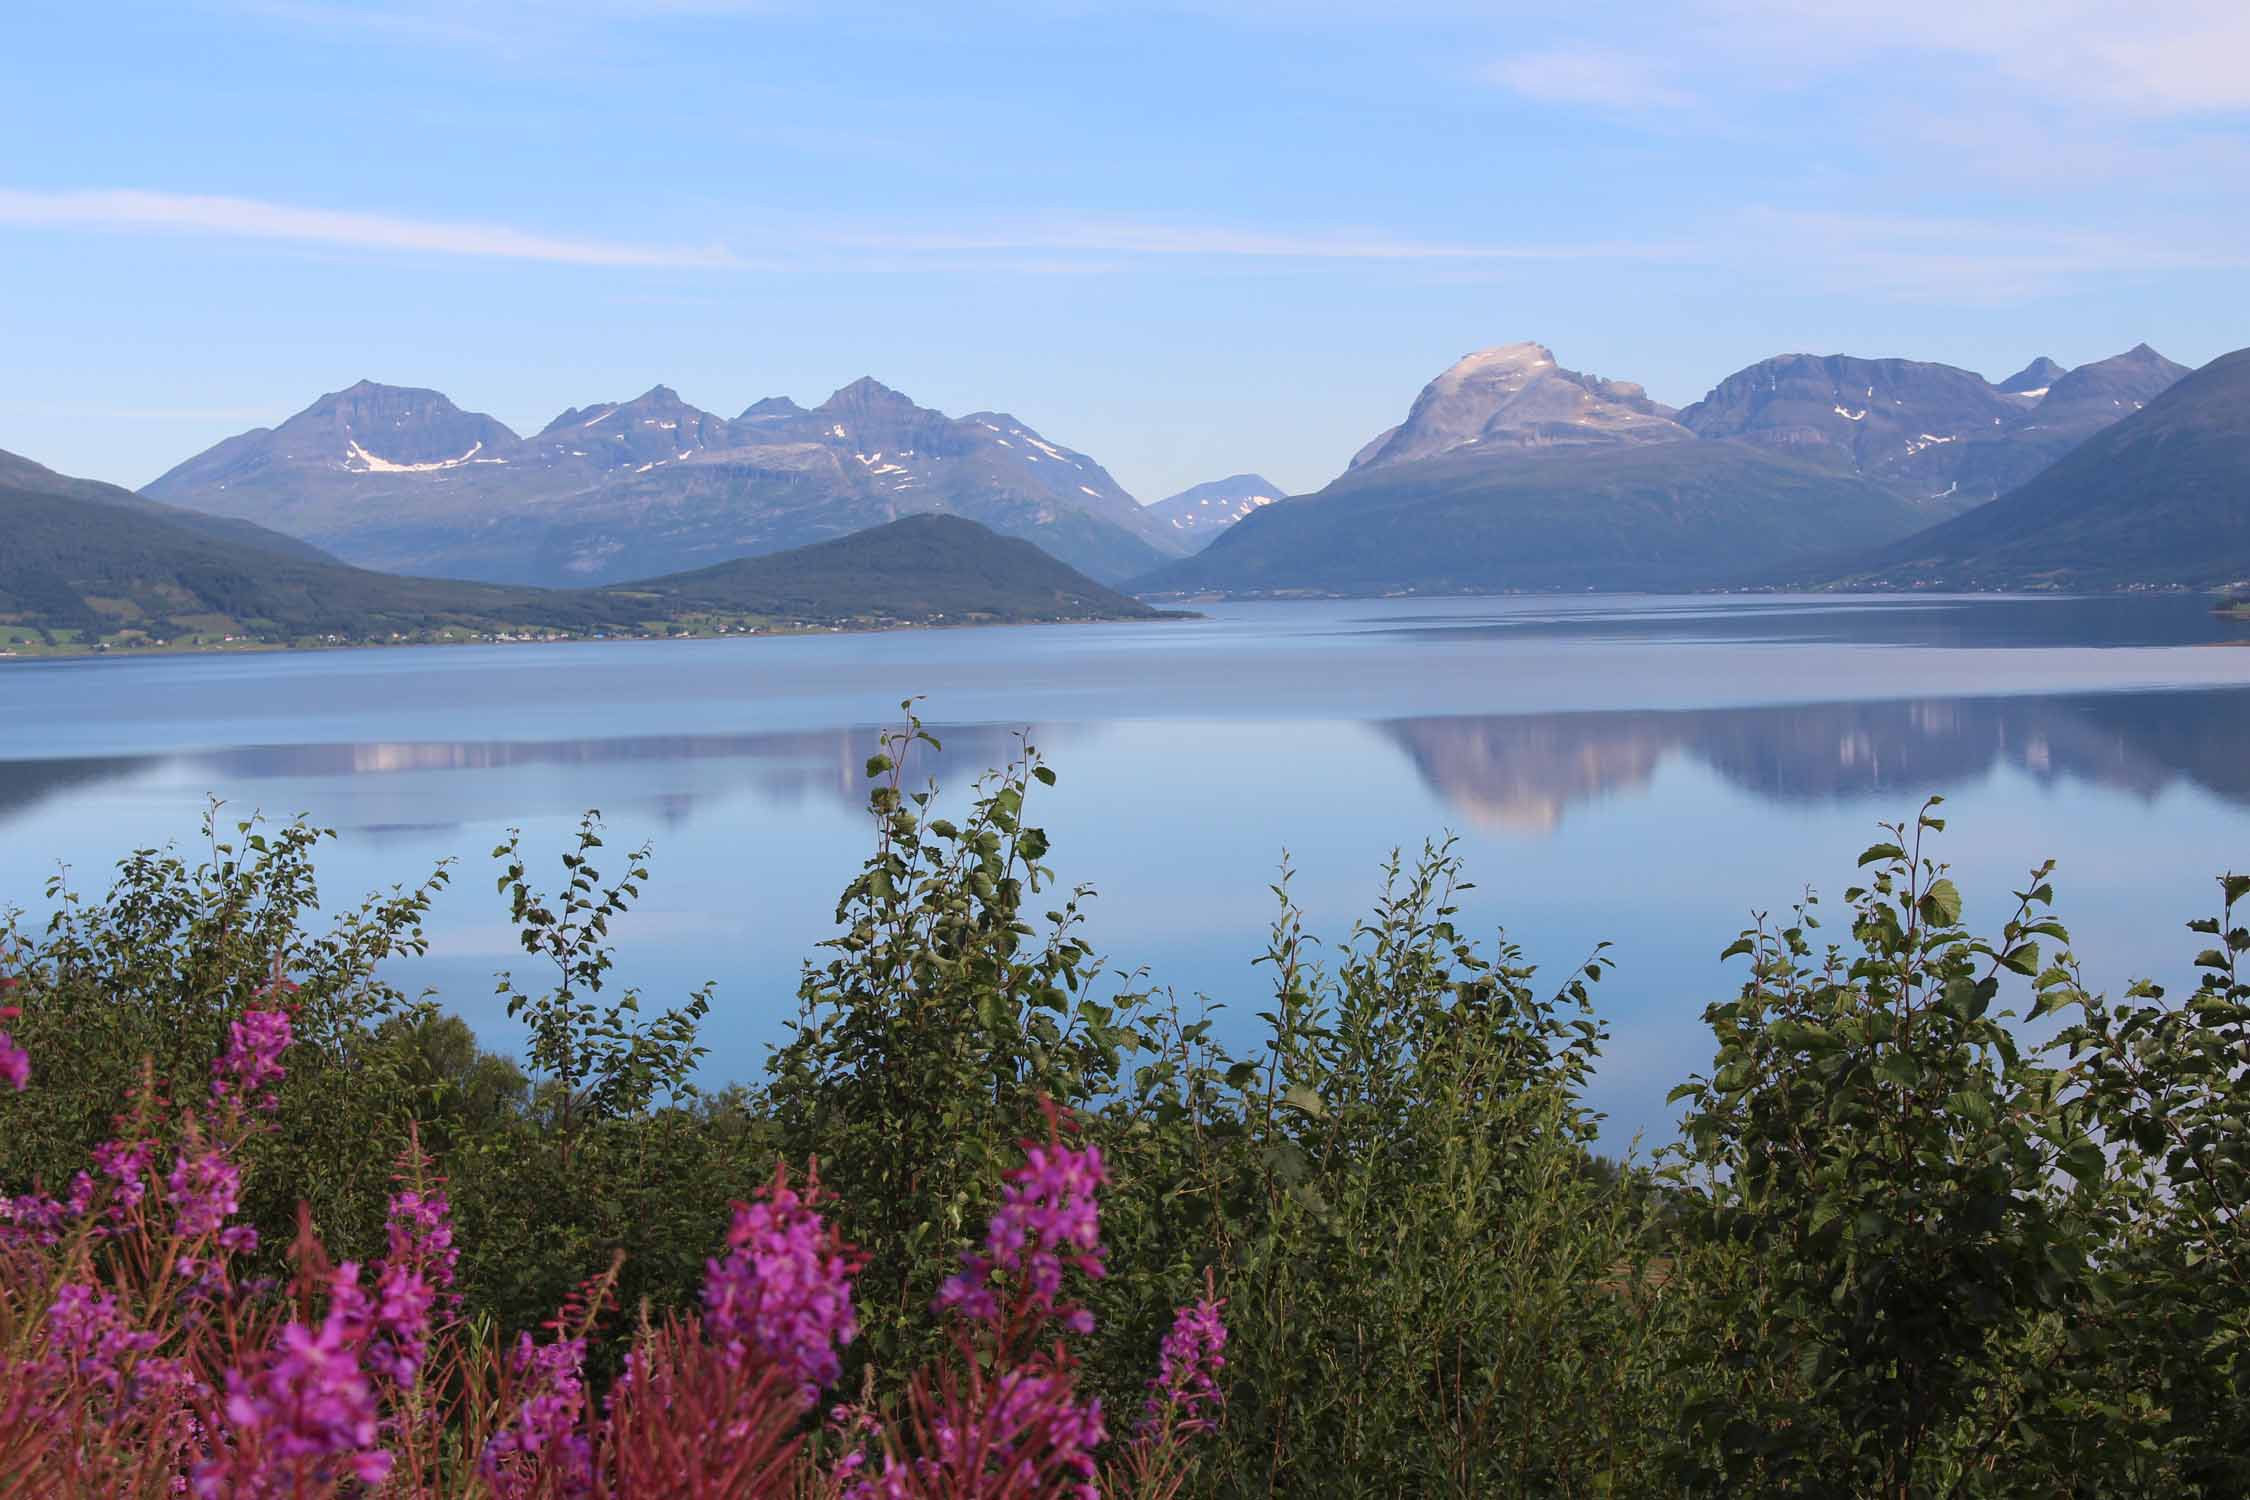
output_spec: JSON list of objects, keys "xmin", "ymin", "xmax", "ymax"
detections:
[
  {"xmin": 144, "ymin": 378, "xmax": 1184, "ymax": 585},
  {"xmin": 1143, "ymin": 473, "xmax": 1288, "ymax": 549}
]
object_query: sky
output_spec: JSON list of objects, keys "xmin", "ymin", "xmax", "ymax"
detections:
[{"xmin": 2, "ymin": 0, "xmax": 2246, "ymax": 502}]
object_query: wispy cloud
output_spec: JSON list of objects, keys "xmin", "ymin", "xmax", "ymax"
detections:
[
  {"xmin": 1728, "ymin": 207, "xmax": 2250, "ymax": 301},
  {"xmin": 4, "ymin": 186, "xmax": 2237, "ymax": 303},
  {"xmin": 0, "ymin": 188, "xmax": 759, "ymax": 269},
  {"xmin": 827, "ymin": 220, "xmax": 1689, "ymax": 263},
  {"xmin": 1482, "ymin": 48, "xmax": 1694, "ymax": 110},
  {"xmin": 0, "ymin": 188, "xmax": 1692, "ymax": 271}
]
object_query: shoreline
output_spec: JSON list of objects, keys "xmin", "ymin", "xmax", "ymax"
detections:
[{"xmin": 0, "ymin": 607, "xmax": 1195, "ymax": 666}]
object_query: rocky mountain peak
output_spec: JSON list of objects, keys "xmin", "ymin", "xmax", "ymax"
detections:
[
  {"xmin": 1999, "ymin": 357, "xmax": 2066, "ymax": 394},
  {"xmin": 820, "ymin": 376, "xmax": 918, "ymax": 412},
  {"xmin": 1143, "ymin": 472, "xmax": 1288, "ymax": 545},
  {"xmin": 737, "ymin": 396, "xmax": 807, "ymax": 421},
  {"xmin": 2031, "ymin": 345, "xmax": 2190, "ymax": 421},
  {"xmin": 1351, "ymin": 341, "xmax": 1691, "ymax": 472}
]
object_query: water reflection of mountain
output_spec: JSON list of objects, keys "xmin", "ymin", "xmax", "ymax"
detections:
[
  {"xmin": 1383, "ymin": 690, "xmax": 2250, "ymax": 833},
  {"xmin": 0, "ymin": 723, "xmax": 1073, "ymax": 830}
]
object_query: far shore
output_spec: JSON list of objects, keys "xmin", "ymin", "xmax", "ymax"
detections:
[{"xmin": 0, "ymin": 606, "xmax": 1194, "ymax": 665}]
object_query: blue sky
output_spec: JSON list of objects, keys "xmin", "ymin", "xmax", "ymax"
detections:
[{"xmin": 3, "ymin": 0, "xmax": 2246, "ymax": 501}]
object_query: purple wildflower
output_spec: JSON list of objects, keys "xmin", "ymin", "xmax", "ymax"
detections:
[
  {"xmin": 478, "ymin": 1332, "xmax": 592, "ymax": 1499},
  {"xmin": 1140, "ymin": 1293, "xmax": 1229, "ymax": 1438},
  {"xmin": 43, "ymin": 1281, "xmax": 160, "ymax": 1395},
  {"xmin": 92, "ymin": 1138, "xmax": 158, "ymax": 1213},
  {"xmin": 384, "ymin": 1185, "xmax": 460, "ymax": 1304},
  {"xmin": 362, "ymin": 1147, "xmax": 461, "ymax": 1388},
  {"xmin": 211, "ymin": 1007, "xmax": 291, "ymax": 1112},
  {"xmin": 165, "ymin": 1145, "xmax": 240, "ymax": 1239},
  {"xmin": 0, "ymin": 1031, "xmax": 26, "ymax": 1092},
  {"xmin": 935, "ymin": 1132, "xmax": 1110, "ymax": 1332},
  {"xmin": 195, "ymin": 1264, "xmax": 390, "ymax": 1497},
  {"xmin": 701, "ymin": 1165, "xmax": 860, "ymax": 1398}
]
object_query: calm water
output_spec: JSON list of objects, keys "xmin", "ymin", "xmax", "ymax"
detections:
[{"xmin": 7, "ymin": 593, "xmax": 2250, "ymax": 1146}]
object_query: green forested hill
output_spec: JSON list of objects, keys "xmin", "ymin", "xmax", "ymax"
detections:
[
  {"xmin": 0, "ymin": 457, "xmax": 1164, "ymax": 654},
  {"xmin": 0, "ymin": 447, "xmax": 340, "ymax": 563}
]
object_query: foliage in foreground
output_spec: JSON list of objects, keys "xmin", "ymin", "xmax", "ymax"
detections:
[{"xmin": 3, "ymin": 705, "xmax": 2248, "ymax": 1495}]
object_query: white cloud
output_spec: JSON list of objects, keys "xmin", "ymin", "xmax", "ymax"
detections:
[
  {"xmin": 0, "ymin": 188, "xmax": 757, "ymax": 269},
  {"xmin": 1708, "ymin": 0, "xmax": 2250, "ymax": 115},
  {"xmin": 1482, "ymin": 48, "xmax": 1694, "ymax": 110}
]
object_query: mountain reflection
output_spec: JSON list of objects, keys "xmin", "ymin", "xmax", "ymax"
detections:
[
  {"xmin": 1382, "ymin": 689, "xmax": 2250, "ymax": 833},
  {"xmin": 0, "ymin": 723, "xmax": 1074, "ymax": 830}
]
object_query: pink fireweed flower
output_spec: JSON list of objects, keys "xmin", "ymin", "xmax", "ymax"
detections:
[
  {"xmin": 211, "ymin": 1007, "xmax": 291, "ymax": 1112},
  {"xmin": 364, "ymin": 1260, "xmax": 435, "ymax": 1387},
  {"xmin": 478, "ymin": 1332, "xmax": 592, "ymax": 1499},
  {"xmin": 43, "ymin": 1281, "xmax": 160, "ymax": 1395},
  {"xmin": 1140, "ymin": 1292, "xmax": 1230, "ymax": 1438},
  {"xmin": 935, "ymin": 1129, "xmax": 1110, "ymax": 1332},
  {"xmin": 384, "ymin": 1186, "xmax": 460, "ymax": 1304},
  {"xmin": 702, "ymin": 1164, "xmax": 860, "ymax": 1398},
  {"xmin": 166, "ymin": 1145, "xmax": 241, "ymax": 1238},
  {"xmin": 196, "ymin": 1264, "xmax": 391, "ymax": 1497},
  {"xmin": 92, "ymin": 1138, "xmax": 158, "ymax": 1212}
]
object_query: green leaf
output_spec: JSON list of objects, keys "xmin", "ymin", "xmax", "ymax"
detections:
[
  {"xmin": 1280, "ymin": 1083, "xmax": 1327, "ymax": 1120},
  {"xmin": 1857, "ymin": 842, "xmax": 1906, "ymax": 867},
  {"xmin": 1919, "ymin": 878, "xmax": 1963, "ymax": 928}
]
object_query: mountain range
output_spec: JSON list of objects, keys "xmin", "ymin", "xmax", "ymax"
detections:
[
  {"xmin": 1, "ymin": 449, "xmax": 1164, "ymax": 653},
  {"xmin": 1142, "ymin": 339, "xmax": 2212, "ymax": 597},
  {"xmin": 1677, "ymin": 343, "xmax": 2187, "ymax": 508},
  {"xmin": 22, "ymin": 333, "xmax": 2242, "ymax": 620},
  {"xmin": 1829, "ymin": 348, "xmax": 2250, "ymax": 590},
  {"xmin": 143, "ymin": 378, "xmax": 1189, "ymax": 587}
]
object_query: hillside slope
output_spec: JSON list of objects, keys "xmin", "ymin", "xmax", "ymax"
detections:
[
  {"xmin": 1138, "ymin": 442, "xmax": 1926, "ymax": 596},
  {"xmin": 3, "ymin": 466, "xmax": 1164, "ymax": 653},
  {"xmin": 1833, "ymin": 347, "xmax": 2250, "ymax": 590},
  {"xmin": 0, "ymin": 447, "xmax": 337, "ymax": 563}
]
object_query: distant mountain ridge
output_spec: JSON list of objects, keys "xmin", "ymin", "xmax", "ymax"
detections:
[
  {"xmin": 143, "ymin": 378, "xmax": 1187, "ymax": 587},
  {"xmin": 1143, "ymin": 473, "xmax": 1288, "ymax": 548},
  {"xmin": 4, "ymin": 448, "xmax": 1165, "ymax": 653},
  {"xmin": 1677, "ymin": 344, "xmax": 2187, "ymax": 508},
  {"xmin": 1138, "ymin": 336, "xmax": 2194, "ymax": 600},
  {"xmin": 1828, "ymin": 346, "xmax": 2250, "ymax": 590}
]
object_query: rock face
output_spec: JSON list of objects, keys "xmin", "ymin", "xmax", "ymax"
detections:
[
  {"xmin": 1678, "ymin": 346, "xmax": 2189, "ymax": 509},
  {"xmin": 1348, "ymin": 343, "xmax": 1691, "ymax": 470},
  {"xmin": 146, "ymin": 381, "xmax": 523, "ymax": 522},
  {"xmin": 1142, "ymin": 474, "xmax": 1289, "ymax": 548},
  {"xmin": 1836, "ymin": 345, "xmax": 2250, "ymax": 590},
  {"xmin": 144, "ymin": 379, "xmax": 1185, "ymax": 586}
]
